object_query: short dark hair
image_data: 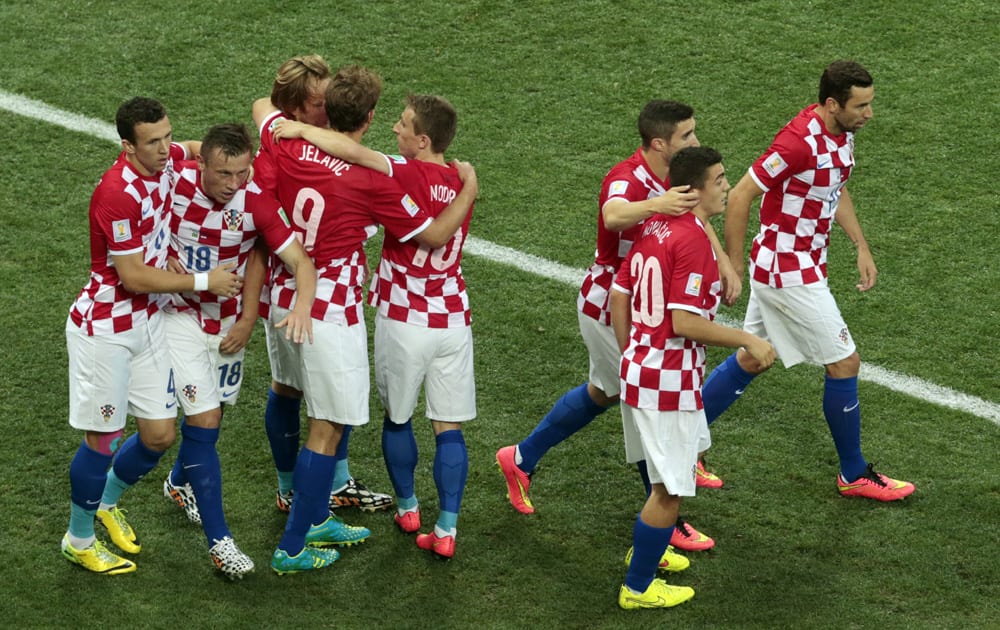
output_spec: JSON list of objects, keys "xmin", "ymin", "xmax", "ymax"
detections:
[
  {"xmin": 116, "ymin": 97, "xmax": 167, "ymax": 144},
  {"xmin": 638, "ymin": 100, "xmax": 694, "ymax": 149},
  {"xmin": 201, "ymin": 123, "xmax": 253, "ymax": 163},
  {"xmin": 325, "ymin": 65, "xmax": 383, "ymax": 133},
  {"xmin": 406, "ymin": 94, "xmax": 457, "ymax": 154},
  {"xmin": 819, "ymin": 60, "xmax": 873, "ymax": 107},
  {"xmin": 669, "ymin": 146, "xmax": 723, "ymax": 190}
]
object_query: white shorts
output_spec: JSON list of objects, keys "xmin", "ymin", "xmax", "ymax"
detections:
[
  {"xmin": 270, "ymin": 307, "xmax": 370, "ymax": 425},
  {"xmin": 66, "ymin": 313, "xmax": 176, "ymax": 431},
  {"xmin": 745, "ymin": 280, "xmax": 856, "ymax": 368},
  {"xmin": 264, "ymin": 316, "xmax": 302, "ymax": 391},
  {"xmin": 163, "ymin": 311, "xmax": 244, "ymax": 415},
  {"xmin": 621, "ymin": 405, "xmax": 710, "ymax": 497},
  {"xmin": 374, "ymin": 315, "xmax": 476, "ymax": 424},
  {"xmin": 578, "ymin": 311, "xmax": 621, "ymax": 398}
]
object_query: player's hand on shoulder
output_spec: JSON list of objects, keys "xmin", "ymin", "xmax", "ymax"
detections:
[
  {"xmin": 272, "ymin": 119, "xmax": 307, "ymax": 143},
  {"xmin": 658, "ymin": 185, "xmax": 698, "ymax": 216},
  {"xmin": 207, "ymin": 262, "xmax": 243, "ymax": 298},
  {"xmin": 452, "ymin": 160, "xmax": 478, "ymax": 190}
]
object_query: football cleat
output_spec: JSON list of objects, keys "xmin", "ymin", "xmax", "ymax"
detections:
[
  {"xmin": 415, "ymin": 531, "xmax": 455, "ymax": 559},
  {"xmin": 329, "ymin": 478, "xmax": 394, "ymax": 512},
  {"xmin": 695, "ymin": 458, "xmax": 724, "ymax": 489},
  {"xmin": 96, "ymin": 506, "xmax": 141, "ymax": 554},
  {"xmin": 838, "ymin": 464, "xmax": 915, "ymax": 501},
  {"xmin": 209, "ymin": 536, "xmax": 255, "ymax": 580},
  {"xmin": 624, "ymin": 545, "xmax": 690, "ymax": 573},
  {"xmin": 618, "ymin": 579, "xmax": 695, "ymax": 610},
  {"xmin": 394, "ymin": 509, "xmax": 421, "ymax": 534},
  {"xmin": 61, "ymin": 535, "xmax": 136, "ymax": 575},
  {"xmin": 270, "ymin": 546, "xmax": 339, "ymax": 575},
  {"xmin": 275, "ymin": 490, "xmax": 293, "ymax": 514},
  {"xmin": 305, "ymin": 515, "xmax": 371, "ymax": 547},
  {"xmin": 670, "ymin": 517, "xmax": 715, "ymax": 552},
  {"xmin": 164, "ymin": 476, "xmax": 201, "ymax": 524},
  {"xmin": 496, "ymin": 445, "xmax": 534, "ymax": 514}
]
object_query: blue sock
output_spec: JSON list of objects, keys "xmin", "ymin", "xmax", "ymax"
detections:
[
  {"xmin": 178, "ymin": 423, "xmax": 229, "ymax": 546},
  {"xmin": 518, "ymin": 384, "xmax": 608, "ymax": 472},
  {"xmin": 382, "ymin": 417, "xmax": 417, "ymax": 502},
  {"xmin": 332, "ymin": 425, "xmax": 353, "ymax": 489},
  {"xmin": 265, "ymin": 390, "xmax": 301, "ymax": 492},
  {"xmin": 823, "ymin": 375, "xmax": 867, "ymax": 481},
  {"xmin": 102, "ymin": 433, "xmax": 164, "ymax": 505},
  {"xmin": 624, "ymin": 516, "xmax": 674, "ymax": 594},
  {"xmin": 278, "ymin": 447, "xmax": 336, "ymax": 556},
  {"xmin": 636, "ymin": 460, "xmax": 652, "ymax": 497},
  {"xmin": 68, "ymin": 442, "xmax": 112, "ymax": 539},
  {"xmin": 169, "ymin": 417, "xmax": 189, "ymax": 487},
  {"xmin": 702, "ymin": 352, "xmax": 757, "ymax": 424},
  {"xmin": 433, "ymin": 430, "xmax": 468, "ymax": 532}
]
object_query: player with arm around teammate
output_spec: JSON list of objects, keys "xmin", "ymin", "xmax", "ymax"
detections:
[
  {"xmin": 611, "ymin": 147, "xmax": 775, "ymax": 609},
  {"xmin": 275, "ymin": 92, "xmax": 479, "ymax": 558},
  {"xmin": 252, "ymin": 54, "xmax": 395, "ymax": 516},
  {"xmin": 158, "ymin": 123, "xmax": 316, "ymax": 579},
  {"xmin": 62, "ymin": 97, "xmax": 241, "ymax": 575},
  {"xmin": 494, "ymin": 100, "xmax": 728, "ymax": 554},
  {"xmin": 703, "ymin": 60, "xmax": 915, "ymax": 501},
  {"xmin": 258, "ymin": 65, "xmax": 476, "ymax": 574}
]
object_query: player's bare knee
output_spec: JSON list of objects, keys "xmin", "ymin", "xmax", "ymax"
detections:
[
  {"xmin": 587, "ymin": 383, "xmax": 619, "ymax": 408},
  {"xmin": 186, "ymin": 408, "xmax": 222, "ymax": 429},
  {"xmin": 136, "ymin": 421, "xmax": 176, "ymax": 452},
  {"xmin": 826, "ymin": 352, "xmax": 860, "ymax": 379},
  {"xmin": 272, "ymin": 381, "xmax": 302, "ymax": 399}
]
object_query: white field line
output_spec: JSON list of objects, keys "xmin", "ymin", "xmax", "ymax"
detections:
[{"xmin": 5, "ymin": 88, "xmax": 998, "ymax": 426}]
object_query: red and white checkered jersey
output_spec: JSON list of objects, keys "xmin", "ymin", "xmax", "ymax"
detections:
[
  {"xmin": 613, "ymin": 213, "xmax": 721, "ymax": 411},
  {"xmin": 578, "ymin": 148, "xmax": 669, "ymax": 325},
  {"xmin": 368, "ymin": 155, "xmax": 472, "ymax": 328},
  {"xmin": 250, "ymin": 142, "xmax": 279, "ymax": 321},
  {"xmin": 68, "ymin": 144, "xmax": 187, "ymax": 336},
  {"xmin": 747, "ymin": 105, "xmax": 855, "ymax": 288},
  {"xmin": 259, "ymin": 111, "xmax": 432, "ymax": 325},
  {"xmin": 165, "ymin": 161, "xmax": 297, "ymax": 335}
]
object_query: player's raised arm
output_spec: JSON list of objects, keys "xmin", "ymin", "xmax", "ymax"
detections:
[
  {"xmin": 602, "ymin": 185, "xmax": 698, "ymax": 232},
  {"xmin": 273, "ymin": 120, "xmax": 390, "ymax": 175}
]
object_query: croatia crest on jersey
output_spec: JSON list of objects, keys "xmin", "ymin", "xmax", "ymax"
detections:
[
  {"xmin": 182, "ymin": 384, "xmax": 197, "ymax": 403},
  {"xmin": 225, "ymin": 207, "xmax": 244, "ymax": 231}
]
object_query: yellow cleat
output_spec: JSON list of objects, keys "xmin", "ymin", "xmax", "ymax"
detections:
[
  {"xmin": 618, "ymin": 578, "xmax": 695, "ymax": 610},
  {"xmin": 96, "ymin": 506, "xmax": 141, "ymax": 554},
  {"xmin": 61, "ymin": 535, "xmax": 136, "ymax": 575},
  {"xmin": 624, "ymin": 545, "xmax": 690, "ymax": 573}
]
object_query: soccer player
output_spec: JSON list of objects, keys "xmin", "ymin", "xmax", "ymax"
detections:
[
  {"xmin": 257, "ymin": 65, "xmax": 477, "ymax": 574},
  {"xmin": 495, "ymin": 100, "xmax": 732, "ymax": 552},
  {"xmin": 62, "ymin": 97, "xmax": 241, "ymax": 575},
  {"xmin": 253, "ymin": 54, "xmax": 394, "ymax": 515},
  {"xmin": 611, "ymin": 147, "xmax": 776, "ymax": 610},
  {"xmin": 273, "ymin": 92, "xmax": 477, "ymax": 559},
  {"xmin": 159, "ymin": 123, "xmax": 316, "ymax": 579},
  {"xmin": 706, "ymin": 60, "xmax": 915, "ymax": 501}
]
